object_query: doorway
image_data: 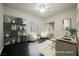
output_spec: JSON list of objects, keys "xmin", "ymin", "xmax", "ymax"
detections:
[{"xmin": 45, "ymin": 22, "xmax": 54, "ymax": 34}]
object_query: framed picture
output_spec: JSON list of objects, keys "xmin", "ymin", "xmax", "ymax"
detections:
[
  {"xmin": 30, "ymin": 22, "xmax": 39, "ymax": 32},
  {"xmin": 63, "ymin": 18, "xmax": 71, "ymax": 30}
]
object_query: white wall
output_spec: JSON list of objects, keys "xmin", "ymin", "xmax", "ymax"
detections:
[
  {"xmin": 0, "ymin": 4, "xmax": 3, "ymax": 54},
  {"xmin": 3, "ymin": 6, "xmax": 44, "ymax": 33},
  {"xmin": 44, "ymin": 9, "xmax": 77, "ymax": 38}
]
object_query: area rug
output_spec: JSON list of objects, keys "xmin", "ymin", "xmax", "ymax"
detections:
[{"xmin": 35, "ymin": 40, "xmax": 55, "ymax": 56}]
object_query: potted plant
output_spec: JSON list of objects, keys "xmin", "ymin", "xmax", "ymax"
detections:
[{"xmin": 68, "ymin": 28, "xmax": 77, "ymax": 36}]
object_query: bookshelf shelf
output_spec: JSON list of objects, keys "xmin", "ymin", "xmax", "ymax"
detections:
[{"xmin": 4, "ymin": 15, "xmax": 27, "ymax": 46}]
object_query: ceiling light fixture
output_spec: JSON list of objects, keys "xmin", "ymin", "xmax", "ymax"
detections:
[{"xmin": 34, "ymin": 3, "xmax": 48, "ymax": 13}]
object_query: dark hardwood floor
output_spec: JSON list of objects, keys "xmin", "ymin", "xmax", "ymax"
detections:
[{"xmin": 1, "ymin": 39, "xmax": 48, "ymax": 56}]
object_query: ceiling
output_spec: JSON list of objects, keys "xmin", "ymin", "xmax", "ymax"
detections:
[{"xmin": 4, "ymin": 3, "xmax": 77, "ymax": 18}]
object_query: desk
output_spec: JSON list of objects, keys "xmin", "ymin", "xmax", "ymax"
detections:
[{"xmin": 56, "ymin": 37, "xmax": 77, "ymax": 56}]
